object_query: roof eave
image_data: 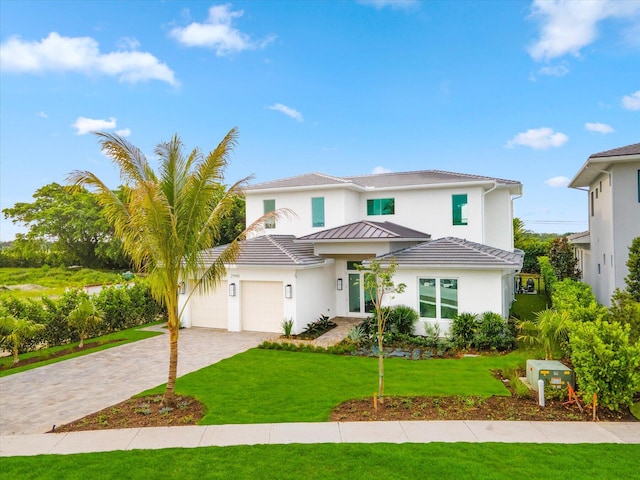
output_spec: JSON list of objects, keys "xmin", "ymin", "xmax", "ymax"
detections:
[{"xmin": 569, "ymin": 154, "xmax": 640, "ymax": 188}]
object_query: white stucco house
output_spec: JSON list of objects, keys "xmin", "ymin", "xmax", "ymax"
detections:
[
  {"xmin": 568, "ymin": 143, "xmax": 640, "ymax": 306},
  {"xmin": 179, "ymin": 170, "xmax": 524, "ymax": 335}
]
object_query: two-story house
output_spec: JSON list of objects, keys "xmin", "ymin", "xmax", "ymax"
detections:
[
  {"xmin": 568, "ymin": 143, "xmax": 640, "ymax": 306},
  {"xmin": 179, "ymin": 170, "xmax": 523, "ymax": 335}
]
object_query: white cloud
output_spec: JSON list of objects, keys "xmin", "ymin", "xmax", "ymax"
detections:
[
  {"xmin": 72, "ymin": 116, "xmax": 117, "ymax": 135},
  {"xmin": 545, "ymin": 176, "xmax": 570, "ymax": 187},
  {"xmin": 0, "ymin": 32, "xmax": 177, "ymax": 85},
  {"xmin": 35, "ymin": 111, "xmax": 48, "ymax": 118},
  {"xmin": 357, "ymin": 0, "xmax": 419, "ymax": 10},
  {"xmin": 372, "ymin": 166, "xmax": 392, "ymax": 174},
  {"xmin": 505, "ymin": 127, "xmax": 569, "ymax": 149},
  {"xmin": 537, "ymin": 63, "xmax": 569, "ymax": 77},
  {"xmin": 115, "ymin": 128, "xmax": 131, "ymax": 137},
  {"xmin": 585, "ymin": 122, "xmax": 614, "ymax": 134},
  {"xmin": 622, "ymin": 90, "xmax": 640, "ymax": 110},
  {"xmin": 527, "ymin": 0, "xmax": 640, "ymax": 61},
  {"xmin": 267, "ymin": 103, "xmax": 303, "ymax": 122},
  {"xmin": 170, "ymin": 4, "xmax": 275, "ymax": 55}
]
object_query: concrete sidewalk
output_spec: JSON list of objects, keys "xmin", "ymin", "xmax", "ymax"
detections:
[{"xmin": 1, "ymin": 421, "xmax": 638, "ymax": 456}]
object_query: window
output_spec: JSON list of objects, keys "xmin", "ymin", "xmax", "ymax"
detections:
[
  {"xmin": 418, "ymin": 278, "xmax": 458, "ymax": 319},
  {"xmin": 311, "ymin": 197, "xmax": 325, "ymax": 227},
  {"xmin": 452, "ymin": 194, "xmax": 468, "ymax": 226},
  {"xmin": 597, "ymin": 263, "xmax": 601, "ymax": 275},
  {"xmin": 590, "ymin": 191, "xmax": 594, "ymax": 216},
  {"xmin": 367, "ymin": 198, "xmax": 394, "ymax": 215},
  {"xmin": 263, "ymin": 199, "xmax": 275, "ymax": 229},
  {"xmin": 637, "ymin": 170, "xmax": 640, "ymax": 202},
  {"xmin": 595, "ymin": 188, "xmax": 598, "ymax": 199}
]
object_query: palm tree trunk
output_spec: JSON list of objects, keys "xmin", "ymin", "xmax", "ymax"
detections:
[{"xmin": 163, "ymin": 301, "xmax": 179, "ymax": 408}]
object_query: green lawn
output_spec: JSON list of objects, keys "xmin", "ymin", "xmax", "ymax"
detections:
[
  {"xmin": 0, "ymin": 267, "xmax": 122, "ymax": 300},
  {"xmin": 510, "ymin": 293, "xmax": 549, "ymax": 321},
  {"xmin": 0, "ymin": 323, "xmax": 163, "ymax": 377},
  {"xmin": 2, "ymin": 443, "xmax": 638, "ymax": 479},
  {"xmin": 140, "ymin": 348, "xmax": 531, "ymax": 425}
]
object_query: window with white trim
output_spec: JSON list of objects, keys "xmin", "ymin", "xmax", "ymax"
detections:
[{"xmin": 418, "ymin": 278, "xmax": 458, "ymax": 319}]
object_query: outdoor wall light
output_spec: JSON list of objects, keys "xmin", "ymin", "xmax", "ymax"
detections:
[
  {"xmin": 229, "ymin": 283, "xmax": 236, "ymax": 297},
  {"xmin": 285, "ymin": 284, "xmax": 293, "ymax": 299},
  {"xmin": 336, "ymin": 278, "xmax": 343, "ymax": 291}
]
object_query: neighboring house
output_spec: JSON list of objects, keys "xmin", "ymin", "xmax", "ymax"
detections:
[
  {"xmin": 179, "ymin": 170, "xmax": 523, "ymax": 335},
  {"xmin": 568, "ymin": 143, "xmax": 640, "ymax": 306}
]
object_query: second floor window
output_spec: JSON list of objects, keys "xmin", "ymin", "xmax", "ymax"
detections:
[
  {"xmin": 452, "ymin": 194, "xmax": 468, "ymax": 225},
  {"xmin": 367, "ymin": 198, "xmax": 395, "ymax": 215},
  {"xmin": 312, "ymin": 197, "xmax": 325, "ymax": 227},
  {"xmin": 264, "ymin": 199, "xmax": 276, "ymax": 229}
]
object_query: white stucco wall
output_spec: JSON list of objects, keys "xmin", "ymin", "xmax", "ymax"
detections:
[
  {"xmin": 612, "ymin": 163, "xmax": 640, "ymax": 297},
  {"xmin": 294, "ymin": 265, "xmax": 336, "ymax": 332},
  {"xmin": 385, "ymin": 267, "xmax": 507, "ymax": 335},
  {"xmin": 483, "ymin": 188, "xmax": 515, "ymax": 251}
]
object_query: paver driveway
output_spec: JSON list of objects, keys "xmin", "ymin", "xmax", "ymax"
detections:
[{"xmin": 0, "ymin": 327, "xmax": 271, "ymax": 435}]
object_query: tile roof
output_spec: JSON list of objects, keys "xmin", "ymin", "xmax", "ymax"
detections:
[
  {"xmin": 568, "ymin": 231, "xmax": 590, "ymax": 244},
  {"xmin": 297, "ymin": 221, "xmax": 431, "ymax": 241},
  {"xmin": 200, "ymin": 235, "xmax": 327, "ymax": 267},
  {"xmin": 247, "ymin": 170, "xmax": 520, "ymax": 191},
  {"xmin": 589, "ymin": 143, "xmax": 640, "ymax": 158},
  {"xmin": 370, "ymin": 237, "xmax": 524, "ymax": 268}
]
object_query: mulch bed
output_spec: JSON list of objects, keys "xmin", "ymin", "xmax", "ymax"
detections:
[{"xmin": 53, "ymin": 395, "xmax": 205, "ymax": 433}]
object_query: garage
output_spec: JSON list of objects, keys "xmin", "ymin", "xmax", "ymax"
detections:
[
  {"xmin": 189, "ymin": 281, "xmax": 228, "ymax": 329},
  {"xmin": 241, "ymin": 281, "xmax": 284, "ymax": 332}
]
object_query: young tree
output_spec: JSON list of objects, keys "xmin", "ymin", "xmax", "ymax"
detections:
[
  {"xmin": 360, "ymin": 258, "xmax": 405, "ymax": 399},
  {"xmin": 0, "ymin": 313, "xmax": 45, "ymax": 365},
  {"xmin": 625, "ymin": 237, "xmax": 640, "ymax": 302},
  {"xmin": 68, "ymin": 129, "xmax": 283, "ymax": 406},
  {"xmin": 67, "ymin": 299, "xmax": 104, "ymax": 348},
  {"xmin": 548, "ymin": 236, "xmax": 580, "ymax": 281}
]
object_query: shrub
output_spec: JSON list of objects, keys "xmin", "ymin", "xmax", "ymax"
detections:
[
  {"xmin": 608, "ymin": 289, "xmax": 640, "ymax": 343},
  {"xmin": 538, "ymin": 256, "xmax": 557, "ymax": 296},
  {"xmin": 388, "ymin": 305, "xmax": 418, "ymax": 334},
  {"xmin": 570, "ymin": 320, "xmax": 640, "ymax": 412},
  {"xmin": 473, "ymin": 312, "xmax": 515, "ymax": 351},
  {"xmin": 450, "ymin": 312, "xmax": 477, "ymax": 349},
  {"xmin": 551, "ymin": 279, "xmax": 606, "ymax": 323}
]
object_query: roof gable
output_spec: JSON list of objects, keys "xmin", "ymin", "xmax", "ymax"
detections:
[
  {"xmin": 201, "ymin": 235, "xmax": 326, "ymax": 267},
  {"xmin": 247, "ymin": 169, "xmax": 521, "ymax": 192},
  {"xmin": 570, "ymin": 142, "xmax": 640, "ymax": 188},
  {"xmin": 372, "ymin": 237, "xmax": 523, "ymax": 268},
  {"xmin": 297, "ymin": 221, "xmax": 431, "ymax": 241}
]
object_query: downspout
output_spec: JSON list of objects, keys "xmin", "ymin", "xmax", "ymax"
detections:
[{"xmin": 482, "ymin": 182, "xmax": 498, "ymax": 245}]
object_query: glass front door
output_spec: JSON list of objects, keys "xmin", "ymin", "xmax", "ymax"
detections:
[{"xmin": 348, "ymin": 267, "xmax": 374, "ymax": 315}]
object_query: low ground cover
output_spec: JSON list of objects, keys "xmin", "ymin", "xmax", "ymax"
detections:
[
  {"xmin": 0, "ymin": 267, "xmax": 121, "ymax": 300},
  {"xmin": 0, "ymin": 323, "xmax": 162, "ymax": 377},
  {"xmin": 2, "ymin": 443, "xmax": 639, "ymax": 480}
]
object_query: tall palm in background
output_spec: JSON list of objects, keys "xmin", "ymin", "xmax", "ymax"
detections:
[{"xmin": 68, "ymin": 127, "xmax": 280, "ymax": 406}]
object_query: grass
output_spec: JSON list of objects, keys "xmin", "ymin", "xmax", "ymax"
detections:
[
  {"xmin": 1, "ymin": 443, "xmax": 639, "ymax": 479},
  {"xmin": 140, "ymin": 348, "xmax": 531, "ymax": 425},
  {"xmin": 0, "ymin": 323, "xmax": 163, "ymax": 377},
  {"xmin": 0, "ymin": 266, "xmax": 122, "ymax": 300},
  {"xmin": 510, "ymin": 293, "xmax": 549, "ymax": 321}
]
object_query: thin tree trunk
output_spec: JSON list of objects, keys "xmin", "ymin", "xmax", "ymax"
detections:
[
  {"xmin": 13, "ymin": 346, "xmax": 19, "ymax": 365},
  {"xmin": 378, "ymin": 331, "xmax": 384, "ymax": 398},
  {"xmin": 79, "ymin": 336, "xmax": 84, "ymax": 349}
]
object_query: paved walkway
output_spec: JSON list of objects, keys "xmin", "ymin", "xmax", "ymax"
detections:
[
  {"xmin": 1, "ymin": 420, "xmax": 638, "ymax": 456},
  {"xmin": 0, "ymin": 327, "xmax": 271, "ymax": 435}
]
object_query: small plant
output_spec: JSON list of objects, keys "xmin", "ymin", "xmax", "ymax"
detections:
[
  {"xmin": 159, "ymin": 406, "xmax": 174, "ymax": 416},
  {"xmin": 347, "ymin": 325, "xmax": 366, "ymax": 343},
  {"xmin": 96, "ymin": 414, "xmax": 108, "ymax": 426},
  {"xmin": 134, "ymin": 402, "xmax": 152, "ymax": 415},
  {"xmin": 451, "ymin": 312, "xmax": 477, "ymax": 349},
  {"xmin": 282, "ymin": 317, "xmax": 294, "ymax": 338},
  {"xmin": 181, "ymin": 414, "xmax": 195, "ymax": 424}
]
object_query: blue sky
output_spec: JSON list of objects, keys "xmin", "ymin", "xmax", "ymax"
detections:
[{"xmin": 1, "ymin": 0, "xmax": 638, "ymax": 241}]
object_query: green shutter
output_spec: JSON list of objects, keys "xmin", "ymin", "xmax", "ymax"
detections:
[
  {"xmin": 312, "ymin": 197, "xmax": 325, "ymax": 227},
  {"xmin": 452, "ymin": 194, "xmax": 468, "ymax": 226}
]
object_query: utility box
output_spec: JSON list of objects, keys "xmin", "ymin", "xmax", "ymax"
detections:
[{"xmin": 526, "ymin": 360, "xmax": 574, "ymax": 392}]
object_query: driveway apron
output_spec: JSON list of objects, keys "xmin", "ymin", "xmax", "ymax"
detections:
[{"xmin": 0, "ymin": 328, "xmax": 271, "ymax": 435}]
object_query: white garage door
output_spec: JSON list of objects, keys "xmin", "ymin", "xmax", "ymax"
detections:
[
  {"xmin": 241, "ymin": 281, "xmax": 283, "ymax": 333},
  {"xmin": 190, "ymin": 281, "xmax": 228, "ymax": 329}
]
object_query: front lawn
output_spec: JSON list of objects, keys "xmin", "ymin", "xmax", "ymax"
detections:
[
  {"xmin": 141, "ymin": 348, "xmax": 530, "ymax": 425},
  {"xmin": 1, "ymin": 443, "xmax": 638, "ymax": 479},
  {"xmin": 510, "ymin": 293, "xmax": 549, "ymax": 321}
]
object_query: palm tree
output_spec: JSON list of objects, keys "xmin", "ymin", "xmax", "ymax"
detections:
[
  {"xmin": 0, "ymin": 313, "xmax": 45, "ymax": 365},
  {"xmin": 516, "ymin": 308, "xmax": 572, "ymax": 360},
  {"xmin": 68, "ymin": 128, "xmax": 284, "ymax": 406},
  {"xmin": 67, "ymin": 299, "xmax": 103, "ymax": 348}
]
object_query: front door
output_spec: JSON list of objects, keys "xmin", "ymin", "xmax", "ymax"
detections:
[{"xmin": 347, "ymin": 261, "xmax": 374, "ymax": 314}]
